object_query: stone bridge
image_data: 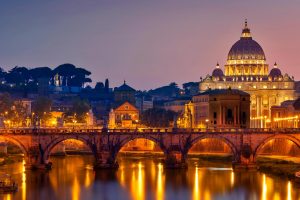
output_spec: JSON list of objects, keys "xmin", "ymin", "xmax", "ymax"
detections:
[{"xmin": 1, "ymin": 128, "xmax": 300, "ymax": 170}]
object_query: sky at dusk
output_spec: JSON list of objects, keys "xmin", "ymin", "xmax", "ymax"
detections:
[{"xmin": 0, "ymin": 1, "xmax": 300, "ymax": 90}]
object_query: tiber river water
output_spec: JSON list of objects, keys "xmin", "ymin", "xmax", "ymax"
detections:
[{"xmin": 0, "ymin": 155, "xmax": 300, "ymax": 200}]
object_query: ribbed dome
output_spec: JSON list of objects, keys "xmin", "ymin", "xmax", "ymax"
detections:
[
  {"xmin": 227, "ymin": 20, "xmax": 266, "ymax": 61},
  {"xmin": 269, "ymin": 63, "xmax": 282, "ymax": 77},
  {"xmin": 212, "ymin": 63, "xmax": 224, "ymax": 78},
  {"xmin": 228, "ymin": 39, "xmax": 266, "ymax": 61},
  {"xmin": 212, "ymin": 68, "xmax": 224, "ymax": 77}
]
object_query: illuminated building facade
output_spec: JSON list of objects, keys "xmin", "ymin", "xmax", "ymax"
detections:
[
  {"xmin": 109, "ymin": 101, "xmax": 139, "ymax": 128},
  {"xmin": 199, "ymin": 20, "xmax": 296, "ymax": 128},
  {"xmin": 270, "ymin": 99, "xmax": 300, "ymax": 128},
  {"xmin": 179, "ymin": 89, "xmax": 250, "ymax": 128}
]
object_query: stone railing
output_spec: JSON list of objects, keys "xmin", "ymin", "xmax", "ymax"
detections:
[{"xmin": 1, "ymin": 127, "xmax": 300, "ymax": 135}]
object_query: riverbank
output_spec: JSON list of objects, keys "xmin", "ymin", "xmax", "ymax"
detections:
[
  {"xmin": 0, "ymin": 154, "xmax": 23, "ymax": 166},
  {"xmin": 256, "ymin": 156, "xmax": 300, "ymax": 181}
]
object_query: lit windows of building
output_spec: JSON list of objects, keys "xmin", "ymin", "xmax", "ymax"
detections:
[
  {"xmin": 179, "ymin": 89, "xmax": 250, "ymax": 128},
  {"xmin": 109, "ymin": 102, "xmax": 139, "ymax": 128}
]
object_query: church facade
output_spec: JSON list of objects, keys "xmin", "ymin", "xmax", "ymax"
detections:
[{"xmin": 199, "ymin": 21, "xmax": 296, "ymax": 128}]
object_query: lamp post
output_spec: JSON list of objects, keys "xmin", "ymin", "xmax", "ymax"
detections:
[
  {"xmin": 31, "ymin": 112, "xmax": 35, "ymax": 127},
  {"xmin": 205, "ymin": 119, "xmax": 209, "ymax": 129},
  {"xmin": 264, "ymin": 116, "xmax": 267, "ymax": 128},
  {"xmin": 85, "ymin": 112, "xmax": 89, "ymax": 128},
  {"xmin": 73, "ymin": 119, "xmax": 77, "ymax": 129}
]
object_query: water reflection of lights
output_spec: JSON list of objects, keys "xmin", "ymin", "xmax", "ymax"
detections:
[
  {"xmin": 22, "ymin": 159, "xmax": 26, "ymax": 200},
  {"xmin": 193, "ymin": 167, "xmax": 199, "ymax": 200},
  {"xmin": 287, "ymin": 181, "xmax": 292, "ymax": 200},
  {"xmin": 262, "ymin": 174, "xmax": 267, "ymax": 200},
  {"xmin": 201, "ymin": 167, "xmax": 232, "ymax": 171},
  {"xmin": 129, "ymin": 162, "xmax": 145, "ymax": 200},
  {"xmin": 84, "ymin": 166, "xmax": 93, "ymax": 188},
  {"xmin": 119, "ymin": 164, "xmax": 126, "ymax": 188},
  {"xmin": 1, "ymin": 156, "xmax": 299, "ymax": 200},
  {"xmin": 230, "ymin": 171, "xmax": 234, "ymax": 187},
  {"xmin": 137, "ymin": 162, "xmax": 144, "ymax": 200},
  {"xmin": 4, "ymin": 194, "xmax": 12, "ymax": 200},
  {"xmin": 156, "ymin": 163, "xmax": 164, "ymax": 200},
  {"xmin": 72, "ymin": 177, "xmax": 80, "ymax": 200}
]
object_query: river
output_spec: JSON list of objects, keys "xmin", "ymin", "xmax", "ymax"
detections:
[{"xmin": 0, "ymin": 155, "xmax": 300, "ymax": 200}]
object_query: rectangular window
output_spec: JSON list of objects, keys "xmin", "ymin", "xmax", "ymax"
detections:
[{"xmin": 213, "ymin": 112, "xmax": 217, "ymax": 118}]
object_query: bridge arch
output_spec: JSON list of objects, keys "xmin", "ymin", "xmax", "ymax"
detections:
[
  {"xmin": 43, "ymin": 135, "xmax": 96, "ymax": 163},
  {"xmin": 253, "ymin": 134, "xmax": 300, "ymax": 161},
  {"xmin": 0, "ymin": 135, "xmax": 28, "ymax": 155},
  {"xmin": 184, "ymin": 134, "xmax": 238, "ymax": 161},
  {"xmin": 114, "ymin": 135, "xmax": 166, "ymax": 158}
]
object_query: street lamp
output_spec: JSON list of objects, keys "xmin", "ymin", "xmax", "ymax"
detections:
[
  {"xmin": 73, "ymin": 119, "xmax": 77, "ymax": 129},
  {"xmin": 205, "ymin": 119, "xmax": 209, "ymax": 129},
  {"xmin": 264, "ymin": 116, "xmax": 267, "ymax": 128}
]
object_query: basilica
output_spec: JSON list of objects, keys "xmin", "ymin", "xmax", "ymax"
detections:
[{"xmin": 194, "ymin": 20, "xmax": 296, "ymax": 128}]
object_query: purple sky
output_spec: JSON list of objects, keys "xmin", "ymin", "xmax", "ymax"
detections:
[{"xmin": 1, "ymin": 1, "xmax": 300, "ymax": 90}]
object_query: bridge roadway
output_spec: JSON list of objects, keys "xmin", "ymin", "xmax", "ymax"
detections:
[{"xmin": 0, "ymin": 127, "xmax": 300, "ymax": 170}]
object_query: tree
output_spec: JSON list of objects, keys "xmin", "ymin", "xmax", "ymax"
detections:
[
  {"xmin": 148, "ymin": 82, "xmax": 180, "ymax": 98},
  {"xmin": 95, "ymin": 82, "xmax": 104, "ymax": 91},
  {"xmin": 53, "ymin": 63, "xmax": 77, "ymax": 86},
  {"xmin": 32, "ymin": 96, "xmax": 52, "ymax": 126},
  {"xmin": 69, "ymin": 68, "xmax": 92, "ymax": 87},
  {"xmin": 64, "ymin": 99, "xmax": 90, "ymax": 123},
  {"xmin": 104, "ymin": 79, "xmax": 109, "ymax": 92},
  {"xmin": 0, "ymin": 93, "xmax": 13, "ymax": 115},
  {"xmin": 29, "ymin": 67, "xmax": 52, "ymax": 82},
  {"xmin": 141, "ymin": 108, "xmax": 177, "ymax": 127},
  {"xmin": 53, "ymin": 64, "xmax": 92, "ymax": 87},
  {"xmin": 5, "ymin": 66, "xmax": 30, "ymax": 86},
  {"xmin": 0, "ymin": 93, "xmax": 28, "ymax": 127},
  {"xmin": 0, "ymin": 67, "xmax": 7, "ymax": 79},
  {"xmin": 10, "ymin": 101, "xmax": 28, "ymax": 126}
]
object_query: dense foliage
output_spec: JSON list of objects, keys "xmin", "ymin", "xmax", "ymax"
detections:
[
  {"xmin": 32, "ymin": 96, "xmax": 53, "ymax": 126},
  {"xmin": 148, "ymin": 82, "xmax": 180, "ymax": 98},
  {"xmin": 141, "ymin": 108, "xmax": 177, "ymax": 127},
  {"xmin": 0, "ymin": 63, "xmax": 92, "ymax": 93},
  {"xmin": 0, "ymin": 93, "xmax": 28, "ymax": 126},
  {"xmin": 64, "ymin": 99, "xmax": 91, "ymax": 123}
]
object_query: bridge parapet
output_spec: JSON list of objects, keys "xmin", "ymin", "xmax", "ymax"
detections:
[
  {"xmin": 1, "ymin": 127, "xmax": 300, "ymax": 170},
  {"xmin": 1, "ymin": 127, "xmax": 300, "ymax": 135}
]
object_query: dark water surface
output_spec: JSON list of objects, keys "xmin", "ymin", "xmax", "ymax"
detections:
[{"xmin": 1, "ymin": 155, "xmax": 300, "ymax": 200}]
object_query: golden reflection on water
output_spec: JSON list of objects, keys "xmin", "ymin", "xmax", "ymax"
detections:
[
  {"xmin": 262, "ymin": 174, "xmax": 267, "ymax": 200},
  {"xmin": 156, "ymin": 163, "xmax": 164, "ymax": 200},
  {"xmin": 22, "ymin": 160, "xmax": 26, "ymax": 200},
  {"xmin": 3, "ymin": 194, "xmax": 12, "ymax": 200},
  {"xmin": 137, "ymin": 162, "xmax": 145, "ymax": 200},
  {"xmin": 48, "ymin": 156, "xmax": 94, "ymax": 200},
  {"xmin": 230, "ymin": 171, "xmax": 234, "ymax": 187},
  {"xmin": 1, "ymin": 156, "xmax": 300, "ymax": 200},
  {"xmin": 72, "ymin": 177, "xmax": 80, "ymax": 200},
  {"xmin": 84, "ymin": 165, "xmax": 93, "ymax": 188},
  {"xmin": 287, "ymin": 181, "xmax": 292, "ymax": 200},
  {"xmin": 193, "ymin": 167, "xmax": 200, "ymax": 200},
  {"xmin": 117, "ymin": 159, "xmax": 166, "ymax": 200}
]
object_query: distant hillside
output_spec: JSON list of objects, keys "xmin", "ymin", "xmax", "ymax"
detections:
[{"xmin": 148, "ymin": 82, "xmax": 180, "ymax": 98}]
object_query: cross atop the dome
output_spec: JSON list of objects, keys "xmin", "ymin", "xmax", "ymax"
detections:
[
  {"xmin": 216, "ymin": 62, "xmax": 220, "ymax": 68},
  {"xmin": 274, "ymin": 62, "xmax": 278, "ymax": 68},
  {"xmin": 245, "ymin": 19, "xmax": 248, "ymax": 28}
]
